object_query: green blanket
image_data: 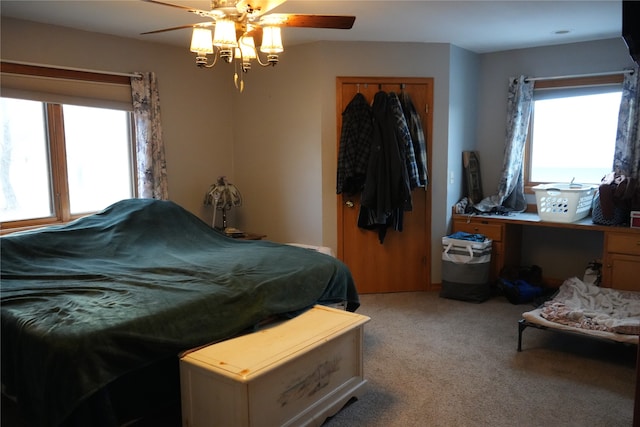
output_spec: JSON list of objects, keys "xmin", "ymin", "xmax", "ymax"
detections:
[{"xmin": 1, "ymin": 199, "xmax": 359, "ymax": 427}]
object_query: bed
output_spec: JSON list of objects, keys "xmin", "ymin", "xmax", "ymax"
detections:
[
  {"xmin": 518, "ymin": 277, "xmax": 640, "ymax": 351},
  {"xmin": 0, "ymin": 198, "xmax": 360, "ymax": 427}
]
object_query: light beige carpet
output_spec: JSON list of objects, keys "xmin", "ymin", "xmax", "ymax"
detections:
[
  {"xmin": 2, "ymin": 291, "xmax": 635, "ymax": 426},
  {"xmin": 324, "ymin": 291, "xmax": 636, "ymax": 427}
]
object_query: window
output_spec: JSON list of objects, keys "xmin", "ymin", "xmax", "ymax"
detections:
[
  {"xmin": 0, "ymin": 63, "xmax": 136, "ymax": 231},
  {"xmin": 525, "ymin": 75, "xmax": 623, "ymax": 190}
]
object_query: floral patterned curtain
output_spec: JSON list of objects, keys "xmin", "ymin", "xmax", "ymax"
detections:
[
  {"xmin": 613, "ymin": 67, "xmax": 640, "ymax": 180},
  {"xmin": 130, "ymin": 72, "xmax": 169, "ymax": 200},
  {"xmin": 475, "ymin": 75, "xmax": 534, "ymax": 213}
]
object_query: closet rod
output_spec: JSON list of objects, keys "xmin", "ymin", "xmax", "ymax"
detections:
[
  {"xmin": 525, "ymin": 69, "xmax": 634, "ymax": 82},
  {"xmin": 1, "ymin": 59, "xmax": 142, "ymax": 78}
]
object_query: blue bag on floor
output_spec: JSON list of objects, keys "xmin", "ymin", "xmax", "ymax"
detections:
[{"xmin": 498, "ymin": 278, "xmax": 544, "ymax": 305}]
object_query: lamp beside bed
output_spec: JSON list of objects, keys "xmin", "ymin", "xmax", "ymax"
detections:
[{"xmin": 204, "ymin": 176, "xmax": 242, "ymax": 231}]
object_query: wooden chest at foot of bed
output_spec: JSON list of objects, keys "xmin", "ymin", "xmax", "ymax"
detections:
[{"xmin": 179, "ymin": 305, "xmax": 370, "ymax": 427}]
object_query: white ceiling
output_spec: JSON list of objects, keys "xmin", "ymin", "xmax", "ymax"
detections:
[{"xmin": 0, "ymin": 0, "xmax": 623, "ymax": 54}]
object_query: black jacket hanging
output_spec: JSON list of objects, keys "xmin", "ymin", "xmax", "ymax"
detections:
[
  {"xmin": 336, "ymin": 92, "xmax": 374, "ymax": 195},
  {"xmin": 358, "ymin": 91, "xmax": 412, "ymax": 243}
]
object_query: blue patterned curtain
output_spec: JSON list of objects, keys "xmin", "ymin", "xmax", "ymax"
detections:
[
  {"xmin": 130, "ymin": 72, "xmax": 169, "ymax": 200},
  {"xmin": 613, "ymin": 67, "xmax": 640, "ymax": 180},
  {"xmin": 475, "ymin": 76, "xmax": 534, "ymax": 213}
]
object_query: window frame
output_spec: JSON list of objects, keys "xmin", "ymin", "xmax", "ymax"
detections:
[
  {"xmin": 0, "ymin": 63, "xmax": 137, "ymax": 233},
  {"xmin": 524, "ymin": 74, "xmax": 623, "ymax": 194}
]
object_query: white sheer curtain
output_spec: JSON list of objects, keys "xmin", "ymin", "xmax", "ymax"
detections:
[
  {"xmin": 130, "ymin": 72, "xmax": 169, "ymax": 200},
  {"xmin": 475, "ymin": 76, "xmax": 534, "ymax": 213}
]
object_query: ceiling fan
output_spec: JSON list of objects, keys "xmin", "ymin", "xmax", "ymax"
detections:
[{"xmin": 141, "ymin": 0, "xmax": 355, "ymax": 90}]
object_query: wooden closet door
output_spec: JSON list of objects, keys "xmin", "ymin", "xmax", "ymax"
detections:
[{"xmin": 336, "ymin": 77, "xmax": 433, "ymax": 293}]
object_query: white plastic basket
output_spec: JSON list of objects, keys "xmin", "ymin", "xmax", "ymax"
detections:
[{"xmin": 532, "ymin": 183, "xmax": 597, "ymax": 223}]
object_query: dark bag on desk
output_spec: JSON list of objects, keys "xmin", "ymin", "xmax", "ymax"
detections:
[
  {"xmin": 593, "ymin": 172, "xmax": 639, "ymax": 226},
  {"xmin": 592, "ymin": 191, "xmax": 629, "ymax": 225}
]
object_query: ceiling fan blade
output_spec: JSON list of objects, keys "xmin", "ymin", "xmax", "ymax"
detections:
[
  {"xmin": 142, "ymin": 0, "xmax": 201, "ymax": 13},
  {"xmin": 142, "ymin": 0, "xmax": 223, "ymax": 20},
  {"xmin": 264, "ymin": 14, "xmax": 355, "ymax": 29},
  {"xmin": 141, "ymin": 22, "xmax": 213, "ymax": 35},
  {"xmin": 236, "ymin": 0, "xmax": 287, "ymax": 16}
]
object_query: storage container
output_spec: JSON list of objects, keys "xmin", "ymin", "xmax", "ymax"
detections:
[
  {"xmin": 631, "ymin": 211, "xmax": 640, "ymax": 229},
  {"xmin": 179, "ymin": 305, "xmax": 370, "ymax": 427},
  {"xmin": 532, "ymin": 183, "xmax": 597, "ymax": 223},
  {"xmin": 440, "ymin": 233, "xmax": 492, "ymax": 302}
]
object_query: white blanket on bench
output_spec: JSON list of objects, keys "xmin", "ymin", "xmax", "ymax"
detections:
[{"xmin": 539, "ymin": 277, "xmax": 640, "ymax": 335}]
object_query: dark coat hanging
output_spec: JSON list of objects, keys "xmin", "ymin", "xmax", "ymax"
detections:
[
  {"xmin": 358, "ymin": 91, "xmax": 412, "ymax": 243},
  {"xmin": 336, "ymin": 92, "xmax": 374, "ymax": 195}
]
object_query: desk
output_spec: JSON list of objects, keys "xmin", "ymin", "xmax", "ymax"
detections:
[{"xmin": 452, "ymin": 213, "xmax": 640, "ymax": 290}]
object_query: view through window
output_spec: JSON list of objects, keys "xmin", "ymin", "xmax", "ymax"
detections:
[
  {"xmin": 1, "ymin": 98, "xmax": 135, "ymax": 224},
  {"xmin": 527, "ymin": 76, "xmax": 623, "ymax": 187}
]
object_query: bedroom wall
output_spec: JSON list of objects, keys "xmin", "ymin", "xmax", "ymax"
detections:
[
  {"xmin": 229, "ymin": 45, "xmax": 325, "ymax": 245},
  {"xmin": 475, "ymin": 37, "xmax": 636, "ymax": 280},
  {"xmin": 231, "ymin": 41, "xmax": 475, "ymax": 285},
  {"xmin": 440, "ymin": 45, "xmax": 481, "ymax": 282},
  {"xmin": 2, "ymin": 17, "xmax": 472, "ymax": 285},
  {"xmin": 3, "ymin": 17, "xmax": 632, "ymax": 284},
  {"xmin": 0, "ymin": 17, "xmax": 236, "ymax": 222},
  {"xmin": 446, "ymin": 46, "xmax": 481, "ymax": 216}
]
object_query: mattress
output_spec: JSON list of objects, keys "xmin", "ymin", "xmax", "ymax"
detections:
[
  {"xmin": 522, "ymin": 308, "xmax": 639, "ymax": 345},
  {"xmin": 521, "ymin": 277, "xmax": 640, "ymax": 346}
]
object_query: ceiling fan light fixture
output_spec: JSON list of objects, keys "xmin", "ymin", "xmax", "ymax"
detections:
[
  {"xmin": 190, "ymin": 27, "xmax": 214, "ymax": 54},
  {"xmin": 212, "ymin": 19, "xmax": 237, "ymax": 63},
  {"xmin": 239, "ymin": 35, "xmax": 257, "ymax": 59},
  {"xmin": 142, "ymin": 0, "xmax": 355, "ymax": 89},
  {"xmin": 190, "ymin": 27, "xmax": 214, "ymax": 66},
  {"xmin": 260, "ymin": 26, "xmax": 284, "ymax": 54},
  {"xmin": 236, "ymin": 35, "xmax": 257, "ymax": 72},
  {"xmin": 213, "ymin": 19, "xmax": 238, "ymax": 48}
]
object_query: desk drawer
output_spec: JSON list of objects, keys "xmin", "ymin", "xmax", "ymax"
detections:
[
  {"xmin": 607, "ymin": 232, "xmax": 640, "ymax": 256},
  {"xmin": 453, "ymin": 220, "xmax": 503, "ymax": 242}
]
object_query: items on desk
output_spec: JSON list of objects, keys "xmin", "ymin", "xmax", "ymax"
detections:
[
  {"xmin": 532, "ymin": 183, "xmax": 597, "ymax": 223},
  {"xmin": 454, "ymin": 197, "xmax": 512, "ymax": 216},
  {"xmin": 632, "ymin": 211, "xmax": 640, "ymax": 229},
  {"xmin": 594, "ymin": 172, "xmax": 639, "ymax": 226}
]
